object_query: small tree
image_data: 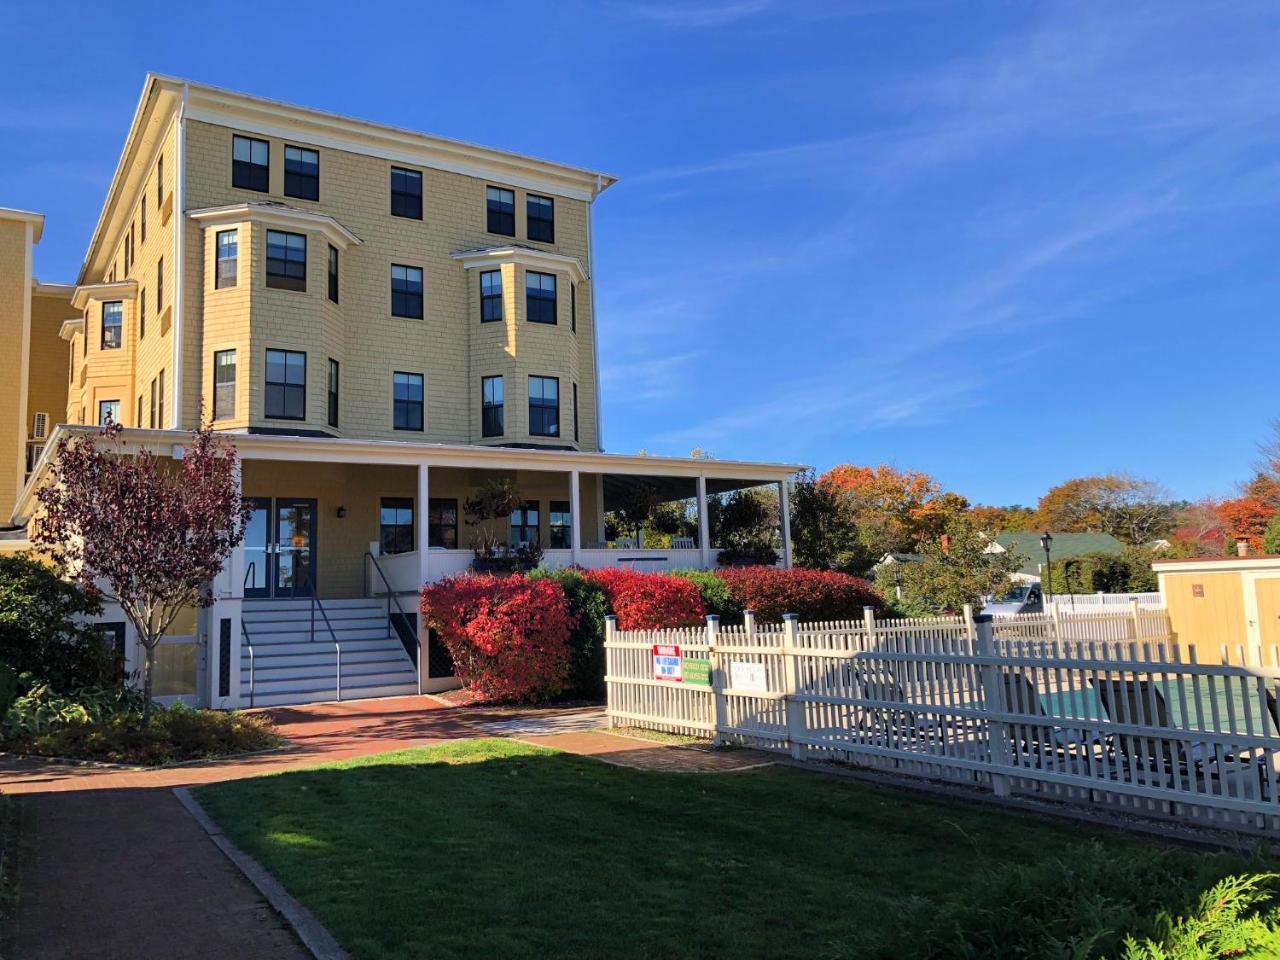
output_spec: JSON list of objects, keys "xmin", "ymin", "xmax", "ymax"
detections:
[
  {"xmin": 614, "ymin": 484, "xmax": 663, "ymax": 544},
  {"xmin": 32, "ymin": 422, "xmax": 247, "ymax": 725},
  {"xmin": 463, "ymin": 477, "xmax": 521, "ymax": 558},
  {"xmin": 897, "ymin": 517, "xmax": 1024, "ymax": 614}
]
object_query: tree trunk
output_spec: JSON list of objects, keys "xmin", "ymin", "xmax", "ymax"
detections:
[{"xmin": 142, "ymin": 641, "xmax": 156, "ymax": 728}]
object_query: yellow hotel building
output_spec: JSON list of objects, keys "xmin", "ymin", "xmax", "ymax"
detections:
[{"xmin": 0, "ymin": 75, "xmax": 799, "ymax": 707}]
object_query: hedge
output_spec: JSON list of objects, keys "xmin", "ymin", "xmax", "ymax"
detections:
[
  {"xmin": 715, "ymin": 566, "xmax": 887, "ymax": 623},
  {"xmin": 583, "ymin": 568, "xmax": 706, "ymax": 630}
]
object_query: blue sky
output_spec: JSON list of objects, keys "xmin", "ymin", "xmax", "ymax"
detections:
[{"xmin": 3, "ymin": 2, "xmax": 1277, "ymax": 506}]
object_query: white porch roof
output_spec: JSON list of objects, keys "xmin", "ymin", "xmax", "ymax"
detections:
[{"xmin": 14, "ymin": 425, "xmax": 805, "ymax": 525}]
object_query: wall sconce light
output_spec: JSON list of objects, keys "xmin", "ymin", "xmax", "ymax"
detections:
[{"xmin": 336, "ymin": 506, "xmax": 347, "ymax": 519}]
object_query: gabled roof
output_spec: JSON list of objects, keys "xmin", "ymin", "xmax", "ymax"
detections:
[{"xmin": 991, "ymin": 532, "xmax": 1126, "ymax": 576}]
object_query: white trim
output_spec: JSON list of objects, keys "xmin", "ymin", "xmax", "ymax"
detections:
[
  {"xmin": 32, "ymin": 281, "xmax": 74, "ymax": 296},
  {"xmin": 14, "ymin": 425, "xmax": 805, "ymax": 525},
  {"xmin": 58, "ymin": 318, "xmax": 85, "ymax": 341},
  {"xmin": 16, "ymin": 222, "xmax": 34, "ymax": 503},
  {"xmin": 189, "ymin": 202, "xmax": 363, "ymax": 250},
  {"xmin": 172, "ymin": 82, "xmax": 187, "ymax": 431},
  {"xmin": 0, "ymin": 208, "xmax": 44, "ymax": 243},
  {"xmin": 71, "ymin": 280, "xmax": 138, "ymax": 311},
  {"xmin": 450, "ymin": 245, "xmax": 585, "ymax": 286},
  {"xmin": 588, "ymin": 182, "xmax": 603, "ymax": 448},
  {"xmin": 1153, "ymin": 557, "xmax": 1280, "ymax": 575},
  {"xmin": 569, "ymin": 468, "xmax": 581, "ymax": 564}
]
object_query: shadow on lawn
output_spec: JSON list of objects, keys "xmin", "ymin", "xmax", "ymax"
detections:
[{"xmin": 194, "ymin": 740, "xmax": 1270, "ymax": 960}]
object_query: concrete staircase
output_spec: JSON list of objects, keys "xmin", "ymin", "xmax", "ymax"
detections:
[{"xmin": 240, "ymin": 598, "xmax": 418, "ymax": 708}]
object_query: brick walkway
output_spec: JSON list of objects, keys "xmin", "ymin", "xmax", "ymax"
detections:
[{"xmin": 3, "ymin": 697, "xmax": 769, "ymax": 958}]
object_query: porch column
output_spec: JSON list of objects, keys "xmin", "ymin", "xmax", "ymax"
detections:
[
  {"xmin": 416, "ymin": 464, "xmax": 430, "ymax": 587},
  {"xmin": 595, "ymin": 474, "xmax": 606, "ymax": 545},
  {"xmin": 779, "ymin": 479, "xmax": 793, "ymax": 569},
  {"xmin": 697, "ymin": 475, "xmax": 710, "ymax": 569},
  {"xmin": 212, "ymin": 460, "xmax": 244, "ymax": 708},
  {"xmin": 569, "ymin": 468, "xmax": 581, "ymax": 564}
]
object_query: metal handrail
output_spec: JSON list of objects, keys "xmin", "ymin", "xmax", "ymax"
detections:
[
  {"xmin": 242, "ymin": 621, "xmax": 256, "ymax": 708},
  {"xmin": 365, "ymin": 551, "xmax": 421, "ymax": 695},
  {"xmin": 242, "ymin": 561, "xmax": 256, "ymax": 593}
]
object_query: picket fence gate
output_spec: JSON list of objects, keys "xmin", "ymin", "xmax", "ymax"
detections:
[{"xmin": 605, "ymin": 604, "xmax": 1280, "ymax": 834}]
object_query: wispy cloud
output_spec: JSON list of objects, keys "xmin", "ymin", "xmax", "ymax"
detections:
[{"xmin": 606, "ymin": 0, "xmax": 777, "ymax": 29}]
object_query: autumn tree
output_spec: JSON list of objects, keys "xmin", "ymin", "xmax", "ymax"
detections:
[
  {"xmin": 1217, "ymin": 495, "xmax": 1275, "ymax": 553},
  {"xmin": 969, "ymin": 505, "xmax": 1035, "ymax": 534},
  {"xmin": 818, "ymin": 463, "xmax": 967, "ymax": 557},
  {"xmin": 32, "ymin": 422, "xmax": 248, "ymax": 725},
  {"xmin": 1033, "ymin": 474, "xmax": 1174, "ymax": 544}
]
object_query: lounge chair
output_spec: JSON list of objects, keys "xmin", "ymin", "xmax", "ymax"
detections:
[
  {"xmin": 1090, "ymin": 678, "xmax": 1215, "ymax": 787},
  {"xmin": 1000, "ymin": 671, "xmax": 1101, "ymax": 770}
]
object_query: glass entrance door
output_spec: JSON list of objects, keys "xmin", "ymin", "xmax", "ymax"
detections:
[
  {"xmin": 275, "ymin": 499, "xmax": 316, "ymax": 598},
  {"xmin": 242, "ymin": 497, "xmax": 318, "ymax": 599}
]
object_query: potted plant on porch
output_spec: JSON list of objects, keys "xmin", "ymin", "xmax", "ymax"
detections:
[{"xmin": 464, "ymin": 478, "xmax": 542, "ymax": 573}]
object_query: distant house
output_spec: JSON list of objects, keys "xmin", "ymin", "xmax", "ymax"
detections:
[{"xmin": 985, "ymin": 532, "xmax": 1126, "ymax": 582}]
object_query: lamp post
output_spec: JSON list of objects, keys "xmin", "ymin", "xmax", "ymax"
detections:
[
  {"xmin": 1040, "ymin": 532, "xmax": 1054, "ymax": 604},
  {"xmin": 893, "ymin": 564, "xmax": 903, "ymax": 602}
]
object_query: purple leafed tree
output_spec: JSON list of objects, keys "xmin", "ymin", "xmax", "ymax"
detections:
[{"xmin": 32, "ymin": 421, "xmax": 248, "ymax": 725}]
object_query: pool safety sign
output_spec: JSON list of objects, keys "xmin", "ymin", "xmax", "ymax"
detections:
[{"xmin": 653, "ymin": 644, "xmax": 683, "ymax": 682}]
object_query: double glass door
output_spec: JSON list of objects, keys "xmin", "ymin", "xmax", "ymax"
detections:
[{"xmin": 244, "ymin": 498, "xmax": 317, "ymax": 599}]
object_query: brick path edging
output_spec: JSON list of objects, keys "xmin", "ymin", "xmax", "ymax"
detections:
[{"xmin": 174, "ymin": 787, "xmax": 351, "ymax": 960}]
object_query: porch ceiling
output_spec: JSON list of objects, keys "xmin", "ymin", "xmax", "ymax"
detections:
[{"xmin": 601, "ymin": 474, "xmax": 774, "ymax": 510}]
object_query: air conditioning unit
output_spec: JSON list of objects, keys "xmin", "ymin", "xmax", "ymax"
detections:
[{"xmin": 31, "ymin": 412, "xmax": 48, "ymax": 440}]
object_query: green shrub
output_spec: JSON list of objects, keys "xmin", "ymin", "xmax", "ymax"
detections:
[
  {"xmin": 894, "ymin": 839, "xmax": 1265, "ymax": 959},
  {"xmin": 1120, "ymin": 873, "xmax": 1280, "ymax": 959},
  {"xmin": 3, "ymin": 691, "xmax": 279, "ymax": 766},
  {"xmin": 671, "ymin": 570, "xmax": 743, "ymax": 624},
  {"xmin": 0, "ymin": 555, "xmax": 116, "ymax": 693},
  {"xmin": 528, "ymin": 568, "xmax": 608, "ymax": 699},
  {"xmin": 0, "ymin": 663, "xmax": 16, "ymax": 724}
]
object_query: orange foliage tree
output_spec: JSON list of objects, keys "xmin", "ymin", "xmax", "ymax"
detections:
[
  {"xmin": 1216, "ymin": 496, "xmax": 1276, "ymax": 553},
  {"xmin": 817, "ymin": 464, "xmax": 968, "ymax": 556}
]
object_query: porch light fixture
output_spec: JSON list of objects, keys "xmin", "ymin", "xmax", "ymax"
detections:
[
  {"xmin": 1039, "ymin": 532, "xmax": 1053, "ymax": 603},
  {"xmin": 336, "ymin": 506, "xmax": 347, "ymax": 518}
]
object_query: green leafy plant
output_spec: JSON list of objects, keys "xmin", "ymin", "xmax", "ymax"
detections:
[
  {"xmin": 528, "ymin": 568, "xmax": 609, "ymax": 699},
  {"xmin": 0, "ymin": 555, "xmax": 115, "ymax": 693},
  {"xmin": 1120, "ymin": 873, "xmax": 1280, "ymax": 959},
  {"xmin": 672, "ymin": 569, "xmax": 744, "ymax": 624}
]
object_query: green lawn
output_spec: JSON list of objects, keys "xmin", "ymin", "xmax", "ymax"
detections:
[{"xmin": 196, "ymin": 739, "xmax": 1264, "ymax": 960}]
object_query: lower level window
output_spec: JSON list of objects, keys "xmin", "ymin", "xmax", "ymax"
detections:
[
  {"xmin": 265, "ymin": 349, "xmax": 306, "ymax": 420},
  {"xmin": 98, "ymin": 399, "xmax": 120, "ymax": 425},
  {"xmin": 549, "ymin": 500, "xmax": 571, "ymax": 549},
  {"xmin": 528, "ymin": 376, "xmax": 559, "ymax": 437},
  {"xmin": 511, "ymin": 500, "xmax": 539, "ymax": 545},
  {"xmin": 393, "ymin": 372, "xmax": 424, "ymax": 431},
  {"xmin": 379, "ymin": 497, "xmax": 414, "ymax": 555},
  {"xmin": 428, "ymin": 498, "xmax": 458, "ymax": 549}
]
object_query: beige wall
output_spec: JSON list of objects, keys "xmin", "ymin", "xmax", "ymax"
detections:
[
  {"xmin": 1163, "ymin": 571, "xmax": 1248, "ymax": 657},
  {"xmin": 181, "ymin": 117, "xmax": 599, "ymax": 448},
  {"xmin": 29, "ymin": 290, "xmax": 73, "ymax": 438}
]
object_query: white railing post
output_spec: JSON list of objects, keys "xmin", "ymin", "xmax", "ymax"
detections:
[
  {"xmin": 973, "ymin": 613, "xmax": 1011, "ymax": 797},
  {"xmin": 1049, "ymin": 599, "xmax": 1063, "ymax": 641},
  {"xmin": 605, "ymin": 615, "xmax": 618, "ymax": 729},
  {"xmin": 782, "ymin": 613, "xmax": 804, "ymax": 760},
  {"xmin": 962, "ymin": 603, "xmax": 976, "ymax": 643},
  {"xmin": 706, "ymin": 614, "xmax": 724, "ymax": 746},
  {"xmin": 743, "ymin": 608, "xmax": 756, "ymax": 641},
  {"xmin": 1129, "ymin": 597, "xmax": 1142, "ymax": 640},
  {"xmin": 862, "ymin": 605, "xmax": 877, "ymax": 644}
]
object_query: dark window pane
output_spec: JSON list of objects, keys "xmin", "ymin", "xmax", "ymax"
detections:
[
  {"xmin": 391, "ymin": 264, "xmax": 423, "ymax": 318},
  {"xmin": 482, "ymin": 375, "xmax": 504, "ymax": 437},
  {"xmin": 232, "ymin": 135, "xmax": 269, "ymax": 192},
  {"xmin": 283, "ymin": 145, "xmax": 320, "ymax": 201},
  {"xmin": 393, "ymin": 372, "xmax": 424, "ymax": 430},
  {"xmin": 391, "ymin": 167, "xmax": 423, "ymax": 219},
  {"xmin": 526, "ymin": 271, "xmax": 557, "ymax": 324},
  {"xmin": 529, "ymin": 375, "xmax": 559, "ymax": 437},
  {"xmin": 480, "ymin": 270, "xmax": 503, "ymax": 322},
  {"xmin": 380, "ymin": 497, "xmax": 415, "ymax": 555},
  {"xmin": 265, "ymin": 349, "xmax": 306, "ymax": 420},
  {"xmin": 428, "ymin": 498, "xmax": 458, "ymax": 549},
  {"xmin": 549, "ymin": 500, "xmax": 571, "ymax": 548},
  {"xmin": 216, "ymin": 230, "xmax": 238, "ymax": 289},
  {"xmin": 486, "ymin": 186, "xmax": 515, "ymax": 236},
  {"xmin": 101, "ymin": 301, "xmax": 122, "ymax": 349},
  {"xmin": 214, "ymin": 350, "xmax": 236, "ymax": 420},
  {"xmin": 266, "ymin": 231, "xmax": 307, "ymax": 291},
  {"xmin": 527, "ymin": 194, "xmax": 554, "ymax": 243}
]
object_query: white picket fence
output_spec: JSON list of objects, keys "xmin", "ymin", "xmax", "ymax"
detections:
[
  {"xmin": 606, "ymin": 605, "xmax": 1280, "ymax": 834},
  {"xmin": 1050, "ymin": 592, "xmax": 1163, "ymax": 609}
]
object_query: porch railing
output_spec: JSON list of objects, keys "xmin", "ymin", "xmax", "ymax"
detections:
[{"xmin": 365, "ymin": 551, "xmax": 421, "ymax": 695}]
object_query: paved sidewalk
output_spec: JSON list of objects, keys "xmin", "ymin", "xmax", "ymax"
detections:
[{"xmin": 3, "ymin": 697, "xmax": 769, "ymax": 958}]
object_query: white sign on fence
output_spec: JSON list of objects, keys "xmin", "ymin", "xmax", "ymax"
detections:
[
  {"xmin": 652, "ymin": 644, "xmax": 682, "ymax": 682},
  {"xmin": 729, "ymin": 661, "xmax": 768, "ymax": 692}
]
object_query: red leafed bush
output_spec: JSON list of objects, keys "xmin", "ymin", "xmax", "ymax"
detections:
[
  {"xmin": 716, "ymin": 566, "xmax": 887, "ymax": 623},
  {"xmin": 583, "ymin": 569, "xmax": 706, "ymax": 630},
  {"xmin": 420, "ymin": 574, "xmax": 577, "ymax": 703}
]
